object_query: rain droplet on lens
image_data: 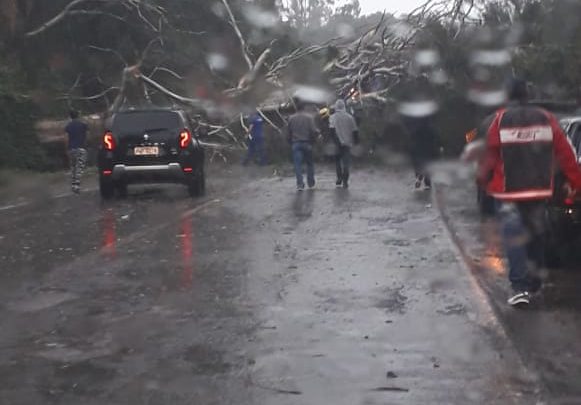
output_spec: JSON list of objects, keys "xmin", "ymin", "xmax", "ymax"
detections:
[
  {"xmin": 430, "ymin": 69, "xmax": 448, "ymax": 85},
  {"xmin": 467, "ymin": 88, "xmax": 507, "ymax": 107},
  {"xmin": 390, "ymin": 21, "xmax": 412, "ymax": 38},
  {"xmin": 243, "ymin": 5, "xmax": 278, "ymax": 29},
  {"xmin": 292, "ymin": 85, "xmax": 333, "ymax": 105},
  {"xmin": 415, "ymin": 50, "xmax": 440, "ymax": 66},
  {"xmin": 211, "ymin": 2, "xmax": 225, "ymax": 17},
  {"xmin": 207, "ymin": 53, "xmax": 229, "ymax": 71},
  {"xmin": 398, "ymin": 100, "xmax": 439, "ymax": 117},
  {"xmin": 470, "ymin": 49, "xmax": 511, "ymax": 66},
  {"xmin": 336, "ymin": 23, "xmax": 355, "ymax": 38}
]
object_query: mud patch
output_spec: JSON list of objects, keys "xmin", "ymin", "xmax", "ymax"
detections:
[
  {"xmin": 383, "ymin": 238, "xmax": 411, "ymax": 247},
  {"xmin": 437, "ymin": 304, "xmax": 467, "ymax": 316},
  {"xmin": 366, "ymin": 215, "xmax": 408, "ymax": 226},
  {"xmin": 375, "ymin": 286, "xmax": 408, "ymax": 314},
  {"xmin": 183, "ymin": 344, "xmax": 232, "ymax": 375}
]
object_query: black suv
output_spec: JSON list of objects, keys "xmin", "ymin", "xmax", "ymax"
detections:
[{"xmin": 98, "ymin": 108, "xmax": 205, "ymax": 199}]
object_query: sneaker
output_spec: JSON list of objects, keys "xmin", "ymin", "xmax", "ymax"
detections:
[
  {"xmin": 415, "ymin": 178, "xmax": 422, "ymax": 189},
  {"xmin": 424, "ymin": 184, "xmax": 432, "ymax": 191},
  {"xmin": 297, "ymin": 184, "xmax": 305, "ymax": 191},
  {"xmin": 336, "ymin": 179, "xmax": 343, "ymax": 187},
  {"xmin": 72, "ymin": 186, "xmax": 80, "ymax": 194},
  {"xmin": 343, "ymin": 180, "xmax": 349, "ymax": 189},
  {"xmin": 507, "ymin": 291, "xmax": 531, "ymax": 307}
]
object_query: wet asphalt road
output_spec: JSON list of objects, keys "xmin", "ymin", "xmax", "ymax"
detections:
[
  {"xmin": 434, "ymin": 162, "xmax": 581, "ymax": 404},
  {"xmin": 0, "ymin": 163, "xmax": 543, "ymax": 404}
]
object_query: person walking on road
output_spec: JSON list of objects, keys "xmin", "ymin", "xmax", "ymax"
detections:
[
  {"xmin": 286, "ymin": 100, "xmax": 319, "ymax": 190},
  {"xmin": 65, "ymin": 110, "xmax": 89, "ymax": 194},
  {"xmin": 478, "ymin": 78, "xmax": 581, "ymax": 307},
  {"xmin": 243, "ymin": 111, "xmax": 267, "ymax": 166},
  {"xmin": 329, "ymin": 99, "xmax": 359, "ymax": 189},
  {"xmin": 405, "ymin": 116, "xmax": 438, "ymax": 190}
]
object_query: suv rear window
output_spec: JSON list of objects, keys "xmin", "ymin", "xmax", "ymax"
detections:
[{"xmin": 112, "ymin": 111, "xmax": 181, "ymax": 134}]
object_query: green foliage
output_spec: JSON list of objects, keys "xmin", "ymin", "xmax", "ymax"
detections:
[{"xmin": 0, "ymin": 94, "xmax": 48, "ymax": 170}]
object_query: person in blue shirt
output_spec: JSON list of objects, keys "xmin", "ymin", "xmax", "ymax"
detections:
[
  {"xmin": 243, "ymin": 111, "xmax": 267, "ymax": 166},
  {"xmin": 65, "ymin": 110, "xmax": 88, "ymax": 194}
]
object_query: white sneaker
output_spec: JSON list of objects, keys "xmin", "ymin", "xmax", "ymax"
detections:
[{"xmin": 507, "ymin": 291, "xmax": 531, "ymax": 307}]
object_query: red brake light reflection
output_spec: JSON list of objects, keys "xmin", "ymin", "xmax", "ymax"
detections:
[
  {"xmin": 103, "ymin": 132, "xmax": 115, "ymax": 150},
  {"xmin": 179, "ymin": 129, "xmax": 192, "ymax": 149}
]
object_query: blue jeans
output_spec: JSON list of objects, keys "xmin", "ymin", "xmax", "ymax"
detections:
[
  {"xmin": 243, "ymin": 136, "xmax": 266, "ymax": 165},
  {"xmin": 292, "ymin": 142, "xmax": 315, "ymax": 187},
  {"xmin": 496, "ymin": 200, "xmax": 545, "ymax": 293}
]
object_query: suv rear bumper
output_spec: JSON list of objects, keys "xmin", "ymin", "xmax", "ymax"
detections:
[{"xmin": 111, "ymin": 163, "xmax": 187, "ymax": 182}]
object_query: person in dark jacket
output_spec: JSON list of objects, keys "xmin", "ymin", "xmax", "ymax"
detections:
[
  {"xmin": 286, "ymin": 100, "xmax": 319, "ymax": 190},
  {"xmin": 405, "ymin": 116, "xmax": 439, "ymax": 190},
  {"xmin": 65, "ymin": 110, "xmax": 88, "ymax": 194},
  {"xmin": 479, "ymin": 78, "xmax": 581, "ymax": 307}
]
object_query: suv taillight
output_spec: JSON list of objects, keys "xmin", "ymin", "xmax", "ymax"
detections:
[
  {"xmin": 103, "ymin": 131, "xmax": 116, "ymax": 151},
  {"xmin": 179, "ymin": 129, "xmax": 192, "ymax": 149}
]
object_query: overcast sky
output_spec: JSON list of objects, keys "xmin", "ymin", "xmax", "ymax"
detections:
[{"xmin": 359, "ymin": 0, "xmax": 427, "ymax": 16}]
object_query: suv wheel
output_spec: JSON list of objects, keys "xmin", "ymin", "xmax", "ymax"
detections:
[
  {"xmin": 116, "ymin": 182, "xmax": 128, "ymax": 198},
  {"xmin": 100, "ymin": 177, "xmax": 115, "ymax": 200},
  {"xmin": 187, "ymin": 167, "xmax": 205, "ymax": 197}
]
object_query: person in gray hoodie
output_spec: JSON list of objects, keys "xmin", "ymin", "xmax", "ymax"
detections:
[{"xmin": 329, "ymin": 99, "xmax": 359, "ymax": 188}]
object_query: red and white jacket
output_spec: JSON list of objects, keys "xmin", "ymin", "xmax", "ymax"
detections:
[{"xmin": 478, "ymin": 105, "xmax": 581, "ymax": 201}]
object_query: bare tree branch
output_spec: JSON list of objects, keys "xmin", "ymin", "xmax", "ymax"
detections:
[
  {"xmin": 148, "ymin": 67, "xmax": 184, "ymax": 80},
  {"xmin": 25, "ymin": 0, "xmax": 113, "ymax": 37},
  {"xmin": 221, "ymin": 0, "xmax": 253, "ymax": 69},
  {"xmin": 257, "ymin": 108, "xmax": 282, "ymax": 133},
  {"xmin": 87, "ymin": 45, "xmax": 127, "ymax": 66},
  {"xmin": 58, "ymin": 86, "xmax": 120, "ymax": 101}
]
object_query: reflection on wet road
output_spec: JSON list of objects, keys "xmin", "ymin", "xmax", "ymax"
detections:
[
  {"xmin": 101, "ymin": 208, "xmax": 117, "ymax": 258},
  {"xmin": 0, "ymin": 168, "xmax": 541, "ymax": 404},
  {"xmin": 179, "ymin": 211, "xmax": 195, "ymax": 289}
]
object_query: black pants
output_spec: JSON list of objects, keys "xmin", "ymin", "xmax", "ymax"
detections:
[
  {"xmin": 335, "ymin": 145, "xmax": 351, "ymax": 183},
  {"xmin": 412, "ymin": 156, "xmax": 431, "ymax": 187}
]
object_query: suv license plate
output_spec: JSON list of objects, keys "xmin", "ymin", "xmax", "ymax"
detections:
[{"xmin": 134, "ymin": 146, "xmax": 159, "ymax": 156}]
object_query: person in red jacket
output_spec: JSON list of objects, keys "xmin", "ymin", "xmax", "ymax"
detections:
[{"xmin": 478, "ymin": 78, "xmax": 581, "ymax": 307}]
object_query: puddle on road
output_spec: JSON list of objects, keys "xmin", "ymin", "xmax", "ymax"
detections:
[{"xmin": 8, "ymin": 291, "xmax": 78, "ymax": 313}]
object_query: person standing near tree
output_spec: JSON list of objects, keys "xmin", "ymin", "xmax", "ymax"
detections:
[
  {"xmin": 286, "ymin": 100, "xmax": 319, "ymax": 190},
  {"xmin": 329, "ymin": 99, "xmax": 359, "ymax": 188},
  {"xmin": 243, "ymin": 110, "xmax": 267, "ymax": 166},
  {"xmin": 65, "ymin": 110, "xmax": 88, "ymax": 194}
]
